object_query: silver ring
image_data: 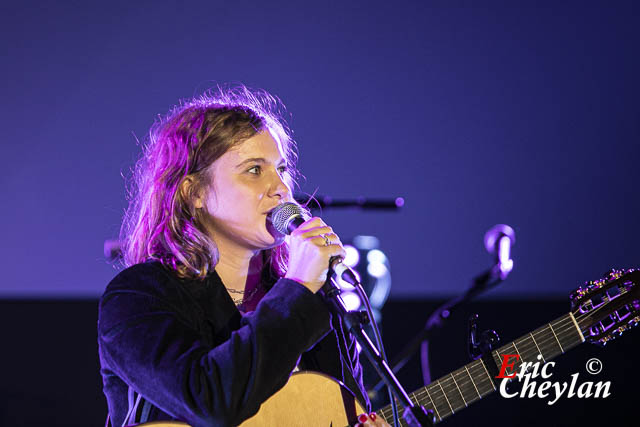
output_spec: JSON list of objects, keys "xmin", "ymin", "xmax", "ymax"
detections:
[{"xmin": 322, "ymin": 234, "xmax": 330, "ymax": 246}]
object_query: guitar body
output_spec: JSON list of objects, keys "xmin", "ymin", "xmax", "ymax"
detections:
[
  {"xmin": 241, "ymin": 371, "xmax": 365, "ymax": 427},
  {"xmin": 135, "ymin": 371, "xmax": 365, "ymax": 427}
]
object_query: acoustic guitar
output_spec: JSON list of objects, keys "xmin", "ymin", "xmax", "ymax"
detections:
[{"xmin": 135, "ymin": 268, "xmax": 640, "ymax": 427}]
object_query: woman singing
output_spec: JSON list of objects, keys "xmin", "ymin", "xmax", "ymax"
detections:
[{"xmin": 98, "ymin": 86, "xmax": 388, "ymax": 427}]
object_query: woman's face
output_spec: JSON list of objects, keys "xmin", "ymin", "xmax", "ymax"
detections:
[{"xmin": 199, "ymin": 129, "xmax": 293, "ymax": 252}]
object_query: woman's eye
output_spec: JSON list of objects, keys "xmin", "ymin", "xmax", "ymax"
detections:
[{"xmin": 247, "ymin": 165, "xmax": 287, "ymax": 176}]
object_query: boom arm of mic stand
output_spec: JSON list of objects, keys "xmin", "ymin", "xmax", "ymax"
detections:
[{"xmin": 322, "ymin": 279, "xmax": 434, "ymax": 427}]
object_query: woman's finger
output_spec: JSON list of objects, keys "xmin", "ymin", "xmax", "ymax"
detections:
[
  {"xmin": 290, "ymin": 217, "xmax": 326, "ymax": 234},
  {"xmin": 355, "ymin": 412, "xmax": 390, "ymax": 426},
  {"xmin": 309, "ymin": 232, "xmax": 340, "ymax": 247},
  {"xmin": 298, "ymin": 225, "xmax": 333, "ymax": 240},
  {"xmin": 370, "ymin": 412, "xmax": 390, "ymax": 426},
  {"xmin": 354, "ymin": 412, "xmax": 390, "ymax": 427}
]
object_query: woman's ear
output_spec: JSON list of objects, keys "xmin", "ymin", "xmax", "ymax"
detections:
[{"xmin": 180, "ymin": 176, "xmax": 205, "ymax": 210}]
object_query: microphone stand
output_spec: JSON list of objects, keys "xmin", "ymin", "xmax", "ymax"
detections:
[
  {"xmin": 372, "ymin": 264, "xmax": 508, "ymax": 392},
  {"xmin": 322, "ymin": 278, "xmax": 434, "ymax": 427}
]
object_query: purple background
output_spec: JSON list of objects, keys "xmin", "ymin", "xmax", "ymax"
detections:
[{"xmin": 2, "ymin": 1, "xmax": 638, "ymax": 297}]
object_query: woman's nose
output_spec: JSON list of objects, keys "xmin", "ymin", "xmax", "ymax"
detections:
[{"xmin": 270, "ymin": 170, "xmax": 291, "ymax": 199}]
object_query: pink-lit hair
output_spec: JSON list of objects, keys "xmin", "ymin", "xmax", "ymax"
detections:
[{"xmin": 120, "ymin": 85, "xmax": 299, "ymax": 280}]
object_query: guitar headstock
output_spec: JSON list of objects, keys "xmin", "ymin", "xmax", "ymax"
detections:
[{"xmin": 570, "ymin": 269, "xmax": 640, "ymax": 345}]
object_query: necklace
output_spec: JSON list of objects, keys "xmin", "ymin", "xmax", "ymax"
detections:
[{"xmin": 225, "ymin": 286, "xmax": 261, "ymax": 306}]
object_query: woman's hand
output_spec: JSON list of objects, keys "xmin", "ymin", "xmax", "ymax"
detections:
[
  {"xmin": 354, "ymin": 412, "xmax": 390, "ymax": 427},
  {"xmin": 284, "ymin": 217, "xmax": 346, "ymax": 293}
]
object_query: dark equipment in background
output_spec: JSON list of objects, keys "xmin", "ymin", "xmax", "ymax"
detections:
[{"xmin": 372, "ymin": 224, "xmax": 515, "ymax": 397}]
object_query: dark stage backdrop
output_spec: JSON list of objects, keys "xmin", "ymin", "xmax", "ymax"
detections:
[
  {"xmin": 0, "ymin": 298, "xmax": 637, "ymax": 426},
  {"xmin": 1, "ymin": 1, "xmax": 639, "ymax": 298}
]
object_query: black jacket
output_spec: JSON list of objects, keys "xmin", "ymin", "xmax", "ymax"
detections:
[{"xmin": 98, "ymin": 261, "xmax": 370, "ymax": 427}]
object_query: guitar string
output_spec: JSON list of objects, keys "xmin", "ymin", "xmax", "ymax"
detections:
[
  {"xmin": 388, "ymin": 315, "xmax": 583, "ymax": 420},
  {"xmin": 421, "ymin": 288, "xmax": 635, "ymax": 407},
  {"xmin": 383, "ymin": 314, "xmax": 622, "ymax": 424},
  {"xmin": 412, "ymin": 316, "xmax": 572, "ymax": 392},
  {"xmin": 380, "ymin": 280, "xmax": 636, "ymax": 426},
  {"xmin": 493, "ymin": 315, "xmax": 575, "ymax": 360},
  {"xmin": 380, "ymin": 279, "xmax": 632, "ymax": 422},
  {"xmin": 385, "ymin": 357, "xmax": 530, "ymax": 420},
  {"xmin": 393, "ymin": 364, "xmax": 495, "ymax": 422},
  {"xmin": 382, "ymin": 316, "xmax": 574, "ymax": 420},
  {"xmin": 404, "ymin": 313, "xmax": 604, "ymax": 422},
  {"xmin": 385, "ymin": 311, "xmax": 579, "ymax": 418},
  {"xmin": 378, "ymin": 277, "xmax": 637, "ymax": 421},
  {"xmin": 406, "ymin": 330, "xmax": 571, "ymax": 418}
]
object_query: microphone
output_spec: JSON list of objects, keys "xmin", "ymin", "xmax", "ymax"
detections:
[
  {"xmin": 483, "ymin": 224, "xmax": 515, "ymax": 280},
  {"xmin": 269, "ymin": 202, "xmax": 360, "ymax": 286},
  {"xmin": 293, "ymin": 193, "xmax": 405, "ymax": 211}
]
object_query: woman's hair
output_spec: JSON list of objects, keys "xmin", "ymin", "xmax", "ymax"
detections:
[{"xmin": 120, "ymin": 84, "xmax": 300, "ymax": 280}]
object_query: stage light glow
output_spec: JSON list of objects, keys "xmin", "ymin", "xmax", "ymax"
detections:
[
  {"xmin": 353, "ymin": 235, "xmax": 379, "ymax": 250},
  {"xmin": 344, "ymin": 244, "xmax": 360, "ymax": 267},
  {"xmin": 369, "ymin": 274, "xmax": 391, "ymax": 308},
  {"xmin": 341, "ymin": 291, "xmax": 362, "ymax": 311},
  {"xmin": 367, "ymin": 249, "xmax": 387, "ymax": 265},
  {"xmin": 367, "ymin": 262, "xmax": 387, "ymax": 278},
  {"xmin": 344, "ymin": 235, "xmax": 392, "ymax": 311}
]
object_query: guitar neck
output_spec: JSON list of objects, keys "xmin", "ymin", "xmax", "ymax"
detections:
[{"xmin": 377, "ymin": 312, "xmax": 585, "ymax": 425}]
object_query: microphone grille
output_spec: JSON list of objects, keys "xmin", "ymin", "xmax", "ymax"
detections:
[{"xmin": 270, "ymin": 202, "xmax": 304, "ymax": 235}]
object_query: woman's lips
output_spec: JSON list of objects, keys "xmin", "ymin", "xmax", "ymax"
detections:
[{"xmin": 263, "ymin": 205, "xmax": 282, "ymax": 215}]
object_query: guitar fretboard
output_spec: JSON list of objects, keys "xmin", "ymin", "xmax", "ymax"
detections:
[{"xmin": 377, "ymin": 312, "xmax": 585, "ymax": 425}]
